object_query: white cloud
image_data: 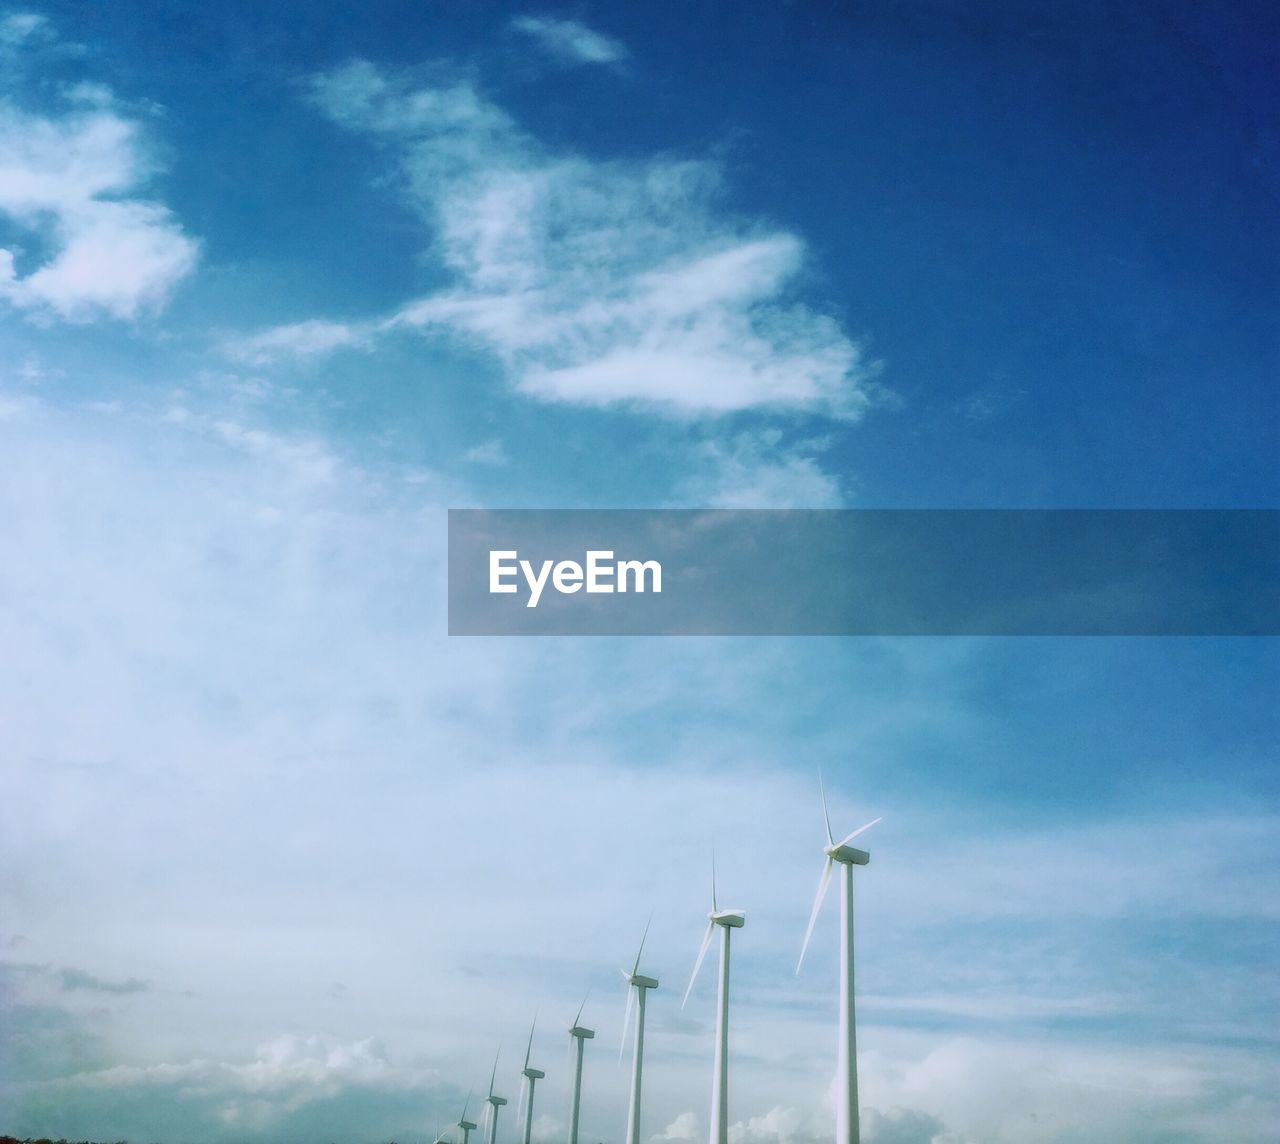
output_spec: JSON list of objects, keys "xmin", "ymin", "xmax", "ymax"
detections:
[
  {"xmin": 728, "ymin": 1105, "xmax": 809, "ymax": 1144},
  {"xmin": 0, "ymin": 98, "xmax": 198, "ymax": 320},
  {"xmin": 463, "ymin": 438, "xmax": 508, "ymax": 465},
  {"xmin": 272, "ymin": 61, "xmax": 876, "ymax": 422},
  {"xmin": 653, "ymin": 1111, "xmax": 700, "ymax": 1142},
  {"xmin": 16, "ymin": 1033, "xmax": 434, "ymax": 1139},
  {"xmin": 679, "ymin": 432, "xmax": 844, "ymax": 507},
  {"xmin": 0, "ymin": 11, "xmax": 47, "ymax": 47},
  {"xmin": 226, "ymin": 319, "xmax": 368, "ymax": 365},
  {"xmin": 858, "ymin": 1032, "xmax": 1280, "ymax": 1144},
  {"xmin": 511, "ymin": 15, "xmax": 629, "ymax": 67}
]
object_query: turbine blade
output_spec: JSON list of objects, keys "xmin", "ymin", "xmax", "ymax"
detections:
[
  {"xmin": 524, "ymin": 1014, "xmax": 536, "ymax": 1071},
  {"xmin": 711, "ymin": 847, "xmax": 718, "ymax": 913},
  {"xmin": 573, "ymin": 987, "xmax": 590, "ymax": 1028},
  {"xmin": 797, "ymin": 856, "xmax": 834, "ymax": 974},
  {"xmin": 460, "ymin": 1084, "xmax": 474, "ymax": 1125},
  {"xmin": 630, "ymin": 915, "xmax": 652, "ymax": 978},
  {"xmin": 516, "ymin": 1076, "xmax": 527, "ymax": 1134},
  {"xmin": 619, "ymin": 982, "xmax": 635, "ymax": 1062},
  {"xmin": 819, "ymin": 770, "xmax": 834, "ymax": 845},
  {"xmin": 838, "ymin": 816, "xmax": 883, "ymax": 847},
  {"xmin": 488, "ymin": 1049, "xmax": 499, "ymax": 1099},
  {"xmin": 682, "ymin": 919, "xmax": 716, "ymax": 1009}
]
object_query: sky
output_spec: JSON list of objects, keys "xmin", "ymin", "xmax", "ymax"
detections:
[{"xmin": 0, "ymin": 3, "xmax": 1277, "ymax": 1143}]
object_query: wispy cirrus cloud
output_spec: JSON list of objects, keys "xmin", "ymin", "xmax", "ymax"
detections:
[
  {"xmin": 510, "ymin": 15, "xmax": 628, "ymax": 68},
  {"xmin": 236, "ymin": 59, "xmax": 875, "ymax": 426},
  {"xmin": 0, "ymin": 10, "xmax": 48, "ymax": 49},
  {"xmin": 0, "ymin": 40, "xmax": 198, "ymax": 322},
  {"xmin": 226, "ymin": 318, "xmax": 370, "ymax": 366}
]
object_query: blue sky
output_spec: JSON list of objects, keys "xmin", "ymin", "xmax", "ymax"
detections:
[{"xmin": 0, "ymin": 4, "xmax": 1277, "ymax": 1144}]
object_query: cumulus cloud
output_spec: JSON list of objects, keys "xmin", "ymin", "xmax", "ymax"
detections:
[
  {"xmin": 511, "ymin": 15, "xmax": 628, "ymax": 67},
  {"xmin": 653, "ymin": 1110, "xmax": 700, "ymax": 1142},
  {"xmin": 13, "ymin": 1033, "xmax": 434, "ymax": 1140},
  {"xmin": 0, "ymin": 94, "xmax": 198, "ymax": 321},
  {"xmin": 252, "ymin": 59, "xmax": 874, "ymax": 423}
]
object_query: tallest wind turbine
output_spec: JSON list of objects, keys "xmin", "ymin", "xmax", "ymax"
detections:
[{"xmin": 796, "ymin": 776, "xmax": 881, "ymax": 1144}]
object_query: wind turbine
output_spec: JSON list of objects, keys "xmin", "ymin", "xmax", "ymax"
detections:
[
  {"xmin": 517, "ymin": 1017, "xmax": 545, "ymax": 1144},
  {"xmin": 566, "ymin": 993, "xmax": 594, "ymax": 1144},
  {"xmin": 457, "ymin": 1087, "xmax": 477, "ymax": 1144},
  {"xmin": 483, "ymin": 1051, "xmax": 508, "ymax": 1144},
  {"xmin": 682, "ymin": 856, "xmax": 744, "ymax": 1144},
  {"xmin": 796, "ymin": 775, "xmax": 881, "ymax": 1144},
  {"xmin": 620, "ymin": 919, "xmax": 659, "ymax": 1144}
]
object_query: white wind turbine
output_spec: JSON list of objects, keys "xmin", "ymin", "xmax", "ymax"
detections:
[
  {"xmin": 681, "ymin": 856, "xmax": 745, "ymax": 1144},
  {"xmin": 620, "ymin": 919, "xmax": 659, "ymax": 1144},
  {"xmin": 457, "ymin": 1088, "xmax": 478, "ymax": 1144},
  {"xmin": 566, "ymin": 993, "xmax": 594, "ymax": 1144},
  {"xmin": 517, "ymin": 1017, "xmax": 545, "ymax": 1144},
  {"xmin": 796, "ymin": 775, "xmax": 881, "ymax": 1144},
  {"xmin": 483, "ymin": 1051, "xmax": 508, "ymax": 1144}
]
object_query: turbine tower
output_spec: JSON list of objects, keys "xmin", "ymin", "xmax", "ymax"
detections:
[
  {"xmin": 620, "ymin": 919, "xmax": 659, "ymax": 1144},
  {"xmin": 796, "ymin": 775, "xmax": 880, "ymax": 1144},
  {"xmin": 518, "ymin": 1017, "xmax": 545, "ymax": 1144},
  {"xmin": 483, "ymin": 1051, "xmax": 508, "ymax": 1144},
  {"xmin": 682, "ymin": 856, "xmax": 745, "ymax": 1144},
  {"xmin": 457, "ymin": 1087, "xmax": 477, "ymax": 1144},
  {"xmin": 566, "ymin": 994, "xmax": 594, "ymax": 1144}
]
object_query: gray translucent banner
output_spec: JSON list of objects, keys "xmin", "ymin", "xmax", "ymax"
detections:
[{"xmin": 448, "ymin": 510, "xmax": 1279, "ymax": 636}]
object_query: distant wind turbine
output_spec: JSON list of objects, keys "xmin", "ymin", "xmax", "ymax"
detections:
[
  {"xmin": 457, "ymin": 1087, "xmax": 478, "ymax": 1144},
  {"xmin": 517, "ymin": 1016, "xmax": 545, "ymax": 1144},
  {"xmin": 620, "ymin": 919, "xmax": 659, "ymax": 1144},
  {"xmin": 796, "ymin": 774, "xmax": 881, "ymax": 1144},
  {"xmin": 566, "ymin": 992, "xmax": 594, "ymax": 1144},
  {"xmin": 483, "ymin": 1051, "xmax": 508, "ymax": 1144},
  {"xmin": 682, "ymin": 854, "xmax": 745, "ymax": 1144}
]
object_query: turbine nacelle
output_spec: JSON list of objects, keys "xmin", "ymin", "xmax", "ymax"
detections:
[
  {"xmin": 522, "ymin": 1067, "xmax": 545, "ymax": 1080},
  {"xmin": 487, "ymin": 1096, "xmax": 508, "ymax": 1108},
  {"xmin": 569, "ymin": 1024, "xmax": 595, "ymax": 1039},
  {"xmin": 459, "ymin": 1122, "xmax": 477, "ymax": 1132},
  {"xmin": 825, "ymin": 843, "xmax": 870, "ymax": 866},
  {"xmin": 710, "ymin": 909, "xmax": 745, "ymax": 927},
  {"xmin": 626, "ymin": 972, "xmax": 659, "ymax": 990}
]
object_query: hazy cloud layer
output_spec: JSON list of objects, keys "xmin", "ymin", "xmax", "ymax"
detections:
[{"xmin": 2, "ymin": 391, "xmax": 1277, "ymax": 1142}]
